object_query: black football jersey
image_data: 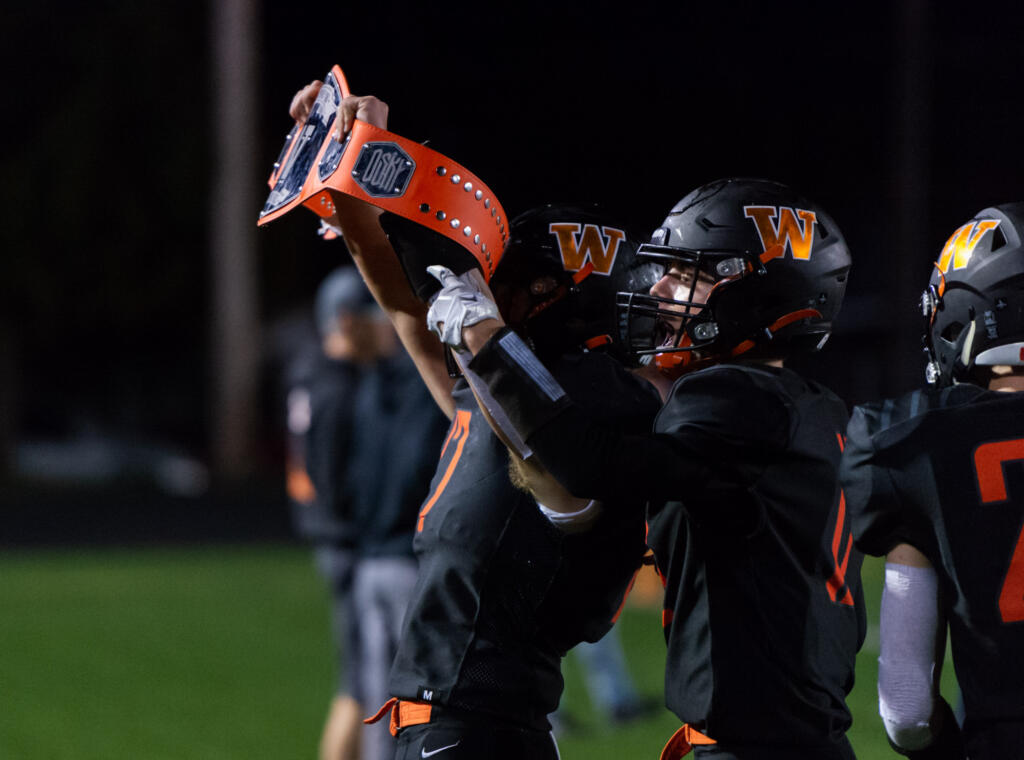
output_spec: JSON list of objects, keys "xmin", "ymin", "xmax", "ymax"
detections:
[
  {"xmin": 344, "ymin": 353, "xmax": 450, "ymax": 558},
  {"xmin": 646, "ymin": 365, "xmax": 865, "ymax": 747},
  {"xmin": 488, "ymin": 361, "xmax": 866, "ymax": 747},
  {"xmin": 298, "ymin": 352, "xmax": 361, "ymax": 546},
  {"xmin": 298, "ymin": 352, "xmax": 446, "ymax": 555},
  {"xmin": 388, "ymin": 351, "xmax": 658, "ymax": 729},
  {"xmin": 842, "ymin": 385, "xmax": 1024, "ymax": 750}
]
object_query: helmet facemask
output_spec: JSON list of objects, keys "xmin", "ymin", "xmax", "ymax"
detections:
[{"xmin": 617, "ymin": 235, "xmax": 779, "ymax": 371}]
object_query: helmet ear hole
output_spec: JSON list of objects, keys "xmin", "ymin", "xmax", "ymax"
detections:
[
  {"xmin": 529, "ymin": 276, "xmax": 559, "ymax": 296},
  {"xmin": 941, "ymin": 321, "xmax": 964, "ymax": 342},
  {"xmin": 991, "ymin": 225, "xmax": 1008, "ymax": 251},
  {"xmin": 493, "ymin": 203, "xmax": 647, "ymax": 362}
]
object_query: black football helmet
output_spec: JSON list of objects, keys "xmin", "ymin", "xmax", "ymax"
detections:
[
  {"xmin": 489, "ymin": 204, "xmax": 662, "ymax": 363},
  {"xmin": 617, "ymin": 178, "xmax": 851, "ymax": 374},
  {"xmin": 922, "ymin": 202, "xmax": 1024, "ymax": 386}
]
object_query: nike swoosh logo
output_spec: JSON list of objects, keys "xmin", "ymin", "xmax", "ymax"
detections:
[{"xmin": 421, "ymin": 740, "xmax": 461, "ymax": 758}]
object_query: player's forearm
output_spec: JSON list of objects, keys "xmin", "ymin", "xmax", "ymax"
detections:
[
  {"xmin": 878, "ymin": 556, "xmax": 958, "ymax": 756},
  {"xmin": 330, "ymin": 195, "xmax": 456, "ymax": 418},
  {"xmin": 463, "ymin": 319, "xmax": 503, "ymax": 355},
  {"xmin": 528, "ymin": 406, "xmax": 702, "ymax": 504},
  {"xmin": 329, "ymin": 194, "xmax": 423, "ymax": 319},
  {"xmin": 390, "ymin": 311, "xmax": 456, "ymax": 418},
  {"xmin": 508, "ymin": 452, "xmax": 592, "ymax": 514}
]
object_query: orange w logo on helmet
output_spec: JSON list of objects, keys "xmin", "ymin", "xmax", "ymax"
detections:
[
  {"xmin": 548, "ymin": 223, "xmax": 625, "ymax": 276},
  {"xmin": 936, "ymin": 219, "xmax": 1001, "ymax": 273},
  {"xmin": 743, "ymin": 206, "xmax": 817, "ymax": 260}
]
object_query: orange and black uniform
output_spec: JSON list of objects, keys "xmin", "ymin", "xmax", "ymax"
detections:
[
  {"xmin": 467, "ymin": 333, "xmax": 866, "ymax": 758},
  {"xmin": 387, "ymin": 352, "xmax": 658, "ymax": 759},
  {"xmin": 842, "ymin": 385, "xmax": 1024, "ymax": 759},
  {"xmin": 645, "ymin": 366, "xmax": 864, "ymax": 759}
]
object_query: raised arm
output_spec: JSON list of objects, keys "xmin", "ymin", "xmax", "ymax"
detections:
[
  {"xmin": 424, "ymin": 267, "xmax": 714, "ymax": 507},
  {"xmin": 290, "ymin": 83, "xmax": 456, "ymax": 418}
]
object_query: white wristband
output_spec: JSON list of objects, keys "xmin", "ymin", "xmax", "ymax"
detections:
[{"xmin": 536, "ymin": 499, "xmax": 601, "ymax": 531}]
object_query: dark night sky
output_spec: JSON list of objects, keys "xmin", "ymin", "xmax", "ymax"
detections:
[{"xmin": 4, "ymin": 0, "xmax": 1024, "ymax": 473}]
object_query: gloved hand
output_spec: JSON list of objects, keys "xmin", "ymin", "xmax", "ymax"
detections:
[{"xmin": 425, "ymin": 265, "xmax": 500, "ymax": 348}]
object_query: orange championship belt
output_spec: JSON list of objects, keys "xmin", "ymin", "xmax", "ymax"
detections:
[{"xmin": 257, "ymin": 65, "xmax": 509, "ymax": 281}]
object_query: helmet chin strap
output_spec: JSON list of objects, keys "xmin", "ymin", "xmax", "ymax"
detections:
[
  {"xmin": 654, "ymin": 333, "xmax": 696, "ymax": 371},
  {"xmin": 728, "ymin": 308, "xmax": 823, "ymax": 356},
  {"xmin": 654, "ymin": 307, "xmax": 822, "ymax": 374},
  {"xmin": 583, "ymin": 334, "xmax": 613, "ymax": 349}
]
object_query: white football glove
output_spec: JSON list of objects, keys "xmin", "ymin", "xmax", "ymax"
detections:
[{"xmin": 425, "ymin": 265, "xmax": 500, "ymax": 348}]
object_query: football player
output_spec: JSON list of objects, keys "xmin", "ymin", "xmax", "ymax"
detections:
[
  {"xmin": 286, "ymin": 86, "xmax": 663, "ymax": 760},
  {"xmin": 433, "ymin": 178, "xmax": 866, "ymax": 759},
  {"xmin": 288, "ymin": 267, "xmax": 450, "ymax": 760},
  {"xmin": 840, "ymin": 203, "xmax": 1024, "ymax": 759}
]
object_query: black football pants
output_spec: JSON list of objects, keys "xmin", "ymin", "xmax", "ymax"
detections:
[{"xmin": 394, "ymin": 716, "xmax": 559, "ymax": 760}]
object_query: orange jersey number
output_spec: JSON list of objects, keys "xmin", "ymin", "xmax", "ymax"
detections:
[{"xmin": 974, "ymin": 438, "xmax": 1024, "ymax": 623}]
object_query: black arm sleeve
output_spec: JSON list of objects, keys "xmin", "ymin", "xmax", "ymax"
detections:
[
  {"xmin": 470, "ymin": 330, "xmax": 790, "ymax": 504},
  {"xmin": 529, "ymin": 405, "xmax": 710, "ymax": 504},
  {"xmin": 467, "ymin": 327, "xmax": 573, "ymax": 438},
  {"xmin": 842, "ymin": 403, "xmax": 907, "ymax": 557}
]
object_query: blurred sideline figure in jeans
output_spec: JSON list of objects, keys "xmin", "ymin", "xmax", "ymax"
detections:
[
  {"xmin": 285, "ymin": 267, "xmax": 448, "ymax": 760},
  {"xmin": 569, "ymin": 630, "xmax": 652, "ymax": 725}
]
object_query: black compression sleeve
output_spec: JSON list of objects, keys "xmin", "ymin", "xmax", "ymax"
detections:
[
  {"xmin": 528, "ymin": 405, "xmax": 712, "ymax": 504},
  {"xmin": 468, "ymin": 327, "xmax": 572, "ymax": 438},
  {"xmin": 469, "ymin": 328, "xmax": 711, "ymax": 504}
]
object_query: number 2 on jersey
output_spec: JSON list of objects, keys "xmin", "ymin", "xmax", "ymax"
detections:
[{"xmin": 973, "ymin": 437, "xmax": 1024, "ymax": 623}]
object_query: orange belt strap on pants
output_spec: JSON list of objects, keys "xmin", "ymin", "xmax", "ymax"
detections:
[
  {"xmin": 660, "ymin": 723, "xmax": 716, "ymax": 760},
  {"xmin": 364, "ymin": 697, "xmax": 433, "ymax": 737}
]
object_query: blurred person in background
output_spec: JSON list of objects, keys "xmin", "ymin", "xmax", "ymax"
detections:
[
  {"xmin": 285, "ymin": 267, "xmax": 449, "ymax": 760},
  {"xmin": 562, "ymin": 629, "xmax": 653, "ymax": 729}
]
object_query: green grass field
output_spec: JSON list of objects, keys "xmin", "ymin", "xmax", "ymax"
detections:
[{"xmin": 0, "ymin": 545, "xmax": 955, "ymax": 758}]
